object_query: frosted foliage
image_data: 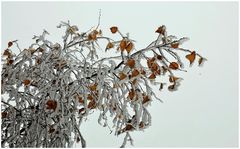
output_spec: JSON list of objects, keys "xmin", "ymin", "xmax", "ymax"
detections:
[{"xmin": 1, "ymin": 21, "xmax": 205, "ymax": 147}]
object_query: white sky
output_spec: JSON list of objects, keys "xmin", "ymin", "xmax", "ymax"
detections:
[{"xmin": 1, "ymin": 1, "xmax": 238, "ymax": 148}]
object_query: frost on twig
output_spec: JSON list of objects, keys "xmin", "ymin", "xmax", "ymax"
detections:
[{"xmin": 1, "ymin": 21, "xmax": 205, "ymax": 147}]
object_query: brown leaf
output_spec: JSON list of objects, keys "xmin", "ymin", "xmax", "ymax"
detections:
[
  {"xmin": 131, "ymin": 69, "xmax": 139, "ymax": 77},
  {"xmin": 88, "ymin": 100, "xmax": 96, "ymax": 109},
  {"xmin": 157, "ymin": 55, "xmax": 163, "ymax": 60},
  {"xmin": 23, "ymin": 79, "xmax": 31, "ymax": 86},
  {"xmin": 132, "ymin": 79, "xmax": 137, "ymax": 85},
  {"xmin": 139, "ymin": 121, "xmax": 145, "ymax": 128},
  {"xmin": 156, "ymin": 69, "xmax": 161, "ymax": 75},
  {"xmin": 87, "ymin": 94, "xmax": 94, "ymax": 100},
  {"xmin": 141, "ymin": 69, "xmax": 146, "ymax": 75},
  {"xmin": 186, "ymin": 51, "xmax": 196, "ymax": 65},
  {"xmin": 150, "ymin": 62, "xmax": 159, "ymax": 72},
  {"xmin": 77, "ymin": 137, "xmax": 80, "ymax": 143},
  {"xmin": 198, "ymin": 57, "xmax": 205, "ymax": 66},
  {"xmin": 3, "ymin": 49, "xmax": 11, "ymax": 57},
  {"xmin": 110, "ymin": 26, "xmax": 118, "ymax": 33},
  {"xmin": 48, "ymin": 127, "xmax": 55, "ymax": 133},
  {"xmin": 127, "ymin": 59, "xmax": 135, "ymax": 68},
  {"xmin": 2, "ymin": 112, "xmax": 7, "ymax": 118},
  {"xmin": 37, "ymin": 47, "xmax": 45, "ymax": 52},
  {"xmin": 155, "ymin": 25, "xmax": 166, "ymax": 35},
  {"xmin": 147, "ymin": 57, "xmax": 156, "ymax": 68},
  {"xmin": 119, "ymin": 39, "xmax": 127, "ymax": 51},
  {"xmin": 125, "ymin": 124, "xmax": 134, "ymax": 131},
  {"xmin": 36, "ymin": 58, "xmax": 41, "ymax": 64},
  {"xmin": 169, "ymin": 76, "xmax": 180, "ymax": 83},
  {"xmin": 171, "ymin": 42, "xmax": 179, "ymax": 48},
  {"xmin": 7, "ymin": 59, "xmax": 14, "ymax": 65},
  {"xmin": 77, "ymin": 96, "xmax": 84, "ymax": 104},
  {"xmin": 93, "ymin": 30, "xmax": 99, "ymax": 35},
  {"xmin": 126, "ymin": 42, "xmax": 134, "ymax": 53},
  {"xmin": 169, "ymin": 62, "xmax": 179, "ymax": 70},
  {"xmin": 142, "ymin": 95, "xmax": 150, "ymax": 104},
  {"xmin": 106, "ymin": 42, "xmax": 114, "ymax": 50},
  {"xmin": 88, "ymin": 32, "xmax": 97, "ymax": 40},
  {"xmin": 149, "ymin": 73, "xmax": 156, "ymax": 80},
  {"xmin": 89, "ymin": 83, "xmax": 98, "ymax": 91},
  {"xmin": 8, "ymin": 41, "xmax": 13, "ymax": 47},
  {"xmin": 128, "ymin": 89, "xmax": 135, "ymax": 100},
  {"xmin": 119, "ymin": 72, "xmax": 127, "ymax": 80},
  {"xmin": 29, "ymin": 48, "xmax": 36, "ymax": 55},
  {"xmin": 46, "ymin": 100, "xmax": 57, "ymax": 111}
]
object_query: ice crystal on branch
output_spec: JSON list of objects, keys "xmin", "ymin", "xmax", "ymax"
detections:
[{"xmin": 1, "ymin": 20, "xmax": 205, "ymax": 148}]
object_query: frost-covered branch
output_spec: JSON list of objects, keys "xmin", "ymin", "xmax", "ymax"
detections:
[{"xmin": 1, "ymin": 21, "xmax": 205, "ymax": 148}]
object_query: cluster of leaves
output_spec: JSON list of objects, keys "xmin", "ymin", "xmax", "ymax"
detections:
[{"xmin": 1, "ymin": 21, "xmax": 205, "ymax": 147}]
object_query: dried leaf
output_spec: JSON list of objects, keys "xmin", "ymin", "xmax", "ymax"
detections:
[
  {"xmin": 88, "ymin": 32, "xmax": 97, "ymax": 40},
  {"xmin": 156, "ymin": 69, "xmax": 161, "ymax": 75},
  {"xmin": 198, "ymin": 57, "xmax": 205, "ymax": 66},
  {"xmin": 142, "ymin": 95, "xmax": 150, "ymax": 104},
  {"xmin": 119, "ymin": 72, "xmax": 127, "ymax": 80},
  {"xmin": 141, "ymin": 69, "xmax": 146, "ymax": 75},
  {"xmin": 126, "ymin": 42, "xmax": 134, "ymax": 53},
  {"xmin": 37, "ymin": 47, "xmax": 45, "ymax": 52},
  {"xmin": 125, "ymin": 124, "xmax": 134, "ymax": 131},
  {"xmin": 155, "ymin": 25, "xmax": 166, "ymax": 35},
  {"xmin": 127, "ymin": 59, "xmax": 135, "ymax": 69},
  {"xmin": 149, "ymin": 73, "xmax": 156, "ymax": 80},
  {"xmin": 7, "ymin": 59, "xmax": 14, "ymax": 65},
  {"xmin": 23, "ymin": 79, "xmax": 31, "ymax": 86},
  {"xmin": 106, "ymin": 42, "xmax": 114, "ymax": 50},
  {"xmin": 77, "ymin": 137, "xmax": 80, "ymax": 143},
  {"xmin": 186, "ymin": 51, "xmax": 196, "ymax": 65},
  {"xmin": 147, "ymin": 57, "xmax": 155, "ymax": 68},
  {"xmin": 88, "ymin": 100, "xmax": 96, "ymax": 109},
  {"xmin": 131, "ymin": 69, "xmax": 140, "ymax": 78},
  {"xmin": 139, "ymin": 121, "xmax": 144, "ymax": 128},
  {"xmin": 169, "ymin": 76, "xmax": 179, "ymax": 83},
  {"xmin": 87, "ymin": 94, "xmax": 94, "ymax": 101},
  {"xmin": 171, "ymin": 42, "xmax": 179, "ymax": 48},
  {"xmin": 119, "ymin": 39, "xmax": 127, "ymax": 51},
  {"xmin": 157, "ymin": 55, "xmax": 163, "ymax": 60},
  {"xmin": 93, "ymin": 30, "xmax": 99, "ymax": 35},
  {"xmin": 169, "ymin": 62, "xmax": 179, "ymax": 70},
  {"xmin": 29, "ymin": 48, "xmax": 36, "ymax": 55},
  {"xmin": 110, "ymin": 26, "xmax": 118, "ymax": 33},
  {"xmin": 3, "ymin": 49, "xmax": 11, "ymax": 57},
  {"xmin": 48, "ymin": 127, "xmax": 55, "ymax": 133},
  {"xmin": 89, "ymin": 83, "xmax": 98, "ymax": 91},
  {"xmin": 128, "ymin": 89, "xmax": 135, "ymax": 100},
  {"xmin": 46, "ymin": 100, "xmax": 57, "ymax": 111},
  {"xmin": 8, "ymin": 41, "xmax": 13, "ymax": 47},
  {"xmin": 36, "ymin": 58, "xmax": 41, "ymax": 64},
  {"xmin": 151, "ymin": 62, "xmax": 159, "ymax": 72},
  {"xmin": 2, "ymin": 112, "xmax": 7, "ymax": 118},
  {"xmin": 77, "ymin": 96, "xmax": 84, "ymax": 104},
  {"xmin": 132, "ymin": 79, "xmax": 137, "ymax": 85}
]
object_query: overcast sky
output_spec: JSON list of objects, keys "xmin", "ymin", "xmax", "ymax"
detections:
[{"xmin": 2, "ymin": 1, "xmax": 238, "ymax": 147}]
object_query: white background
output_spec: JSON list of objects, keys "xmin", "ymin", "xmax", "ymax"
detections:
[{"xmin": 1, "ymin": 1, "xmax": 238, "ymax": 147}]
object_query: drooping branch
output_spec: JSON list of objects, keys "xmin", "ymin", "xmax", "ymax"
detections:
[{"xmin": 1, "ymin": 21, "xmax": 205, "ymax": 148}]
